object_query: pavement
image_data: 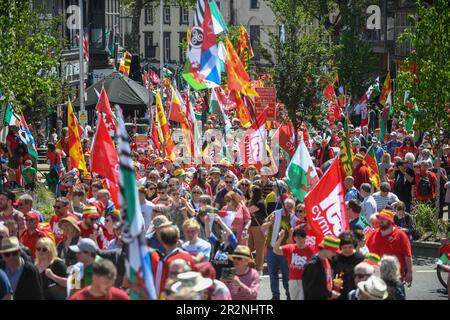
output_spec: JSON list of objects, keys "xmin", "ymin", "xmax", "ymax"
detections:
[{"xmin": 257, "ymin": 256, "xmax": 448, "ymax": 300}]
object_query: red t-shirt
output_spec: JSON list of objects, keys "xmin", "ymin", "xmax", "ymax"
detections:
[
  {"xmin": 366, "ymin": 227, "xmax": 412, "ymax": 278},
  {"xmin": 138, "ymin": 157, "xmax": 151, "ymax": 167},
  {"xmin": 157, "ymin": 248, "xmax": 195, "ymax": 297},
  {"xmin": 353, "ymin": 165, "xmax": 370, "ymax": 189},
  {"xmin": 414, "ymin": 170, "xmax": 438, "ymax": 201},
  {"xmin": 70, "ymin": 287, "xmax": 130, "ymax": 300},
  {"xmin": 49, "ymin": 213, "xmax": 80, "ymax": 244},
  {"xmin": 80, "ymin": 223, "xmax": 105, "ymax": 249},
  {"xmin": 394, "ymin": 145, "xmax": 418, "ymax": 158},
  {"xmin": 46, "ymin": 150, "xmax": 62, "ymax": 165},
  {"xmin": 281, "ymin": 244, "xmax": 314, "ymax": 280}
]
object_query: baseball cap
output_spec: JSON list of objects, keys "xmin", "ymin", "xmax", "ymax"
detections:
[
  {"xmin": 24, "ymin": 211, "xmax": 40, "ymax": 221},
  {"xmin": 69, "ymin": 238, "xmax": 98, "ymax": 253}
]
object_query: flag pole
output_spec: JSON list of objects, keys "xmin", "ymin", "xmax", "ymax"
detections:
[{"xmin": 78, "ymin": 0, "xmax": 86, "ymax": 123}]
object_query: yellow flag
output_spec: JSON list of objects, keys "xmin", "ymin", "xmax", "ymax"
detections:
[
  {"xmin": 155, "ymin": 90, "xmax": 176, "ymax": 161},
  {"xmin": 67, "ymin": 100, "xmax": 87, "ymax": 174}
]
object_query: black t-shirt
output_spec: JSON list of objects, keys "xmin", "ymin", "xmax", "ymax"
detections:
[
  {"xmin": 214, "ymin": 188, "xmax": 243, "ymax": 209},
  {"xmin": 250, "ymin": 200, "xmax": 267, "ymax": 227},
  {"xmin": 331, "ymin": 252, "xmax": 365, "ymax": 300},
  {"xmin": 209, "ymin": 234, "xmax": 238, "ymax": 279},
  {"xmin": 40, "ymin": 259, "xmax": 67, "ymax": 300},
  {"xmin": 394, "ymin": 169, "xmax": 415, "ymax": 202}
]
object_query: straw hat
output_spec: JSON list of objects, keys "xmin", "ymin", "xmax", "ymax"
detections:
[
  {"xmin": 0, "ymin": 236, "xmax": 21, "ymax": 254},
  {"xmin": 60, "ymin": 217, "xmax": 81, "ymax": 233},
  {"xmin": 357, "ymin": 275, "xmax": 388, "ymax": 300},
  {"xmin": 229, "ymin": 245, "xmax": 254, "ymax": 263},
  {"xmin": 170, "ymin": 271, "xmax": 213, "ymax": 293}
]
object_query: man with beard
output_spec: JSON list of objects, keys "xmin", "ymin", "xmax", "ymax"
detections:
[
  {"xmin": 366, "ymin": 209, "xmax": 412, "ymax": 286},
  {"xmin": 208, "ymin": 167, "xmax": 222, "ymax": 195},
  {"xmin": 79, "ymin": 206, "xmax": 105, "ymax": 249},
  {"xmin": 0, "ymin": 191, "xmax": 25, "ymax": 237}
]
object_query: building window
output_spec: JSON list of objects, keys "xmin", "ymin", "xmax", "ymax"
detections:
[
  {"xmin": 144, "ymin": 6, "xmax": 153, "ymax": 25},
  {"xmin": 163, "ymin": 5, "xmax": 171, "ymax": 24},
  {"xmin": 144, "ymin": 32, "xmax": 155, "ymax": 59},
  {"xmin": 395, "ymin": 11, "xmax": 415, "ymax": 57},
  {"xmin": 180, "ymin": 7, "xmax": 189, "ymax": 25},
  {"xmin": 250, "ymin": 0, "xmax": 259, "ymax": 9},
  {"xmin": 179, "ymin": 32, "xmax": 187, "ymax": 62},
  {"xmin": 249, "ymin": 25, "xmax": 260, "ymax": 60},
  {"xmin": 164, "ymin": 32, "xmax": 171, "ymax": 62}
]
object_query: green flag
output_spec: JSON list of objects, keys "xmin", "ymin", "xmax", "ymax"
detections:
[
  {"xmin": 182, "ymin": 60, "xmax": 208, "ymax": 91},
  {"xmin": 286, "ymin": 139, "xmax": 320, "ymax": 202}
]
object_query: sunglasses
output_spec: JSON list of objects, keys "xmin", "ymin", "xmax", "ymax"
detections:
[
  {"xmin": 225, "ymin": 181, "xmax": 233, "ymax": 184},
  {"xmin": 53, "ymin": 205, "xmax": 62, "ymax": 209},
  {"xmin": 355, "ymin": 273, "xmax": 370, "ymax": 278},
  {"xmin": 234, "ymin": 257, "xmax": 243, "ymax": 261},
  {"xmin": 296, "ymin": 210, "xmax": 304, "ymax": 213},
  {"xmin": 149, "ymin": 187, "xmax": 156, "ymax": 190},
  {"xmin": 36, "ymin": 247, "xmax": 48, "ymax": 253},
  {"xmin": 3, "ymin": 251, "xmax": 19, "ymax": 257}
]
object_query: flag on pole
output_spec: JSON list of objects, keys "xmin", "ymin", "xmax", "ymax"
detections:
[
  {"xmin": 155, "ymin": 89, "xmax": 176, "ymax": 160},
  {"xmin": 304, "ymin": 160, "xmax": 349, "ymax": 245},
  {"xmin": 115, "ymin": 107, "xmax": 156, "ymax": 300},
  {"xmin": 364, "ymin": 147, "xmax": 381, "ymax": 191},
  {"xmin": 271, "ymin": 122, "xmax": 296, "ymax": 158},
  {"xmin": 236, "ymin": 25, "xmax": 254, "ymax": 70},
  {"xmin": 119, "ymin": 51, "xmax": 132, "ymax": 76},
  {"xmin": 378, "ymin": 72, "xmax": 391, "ymax": 105},
  {"xmin": 4, "ymin": 104, "xmax": 38, "ymax": 159},
  {"xmin": 379, "ymin": 91, "xmax": 392, "ymax": 143},
  {"xmin": 234, "ymin": 91, "xmax": 252, "ymax": 128},
  {"xmin": 67, "ymin": 100, "xmax": 88, "ymax": 174},
  {"xmin": 240, "ymin": 110, "xmax": 267, "ymax": 169},
  {"xmin": 90, "ymin": 116, "xmax": 119, "ymax": 207},
  {"xmin": 210, "ymin": 0, "xmax": 228, "ymax": 35},
  {"xmin": 339, "ymin": 117, "xmax": 354, "ymax": 176},
  {"xmin": 225, "ymin": 37, "xmax": 258, "ymax": 97},
  {"xmin": 323, "ymin": 83, "xmax": 341, "ymax": 128},
  {"xmin": 83, "ymin": 28, "xmax": 89, "ymax": 62},
  {"xmin": 105, "ymin": 29, "xmax": 114, "ymax": 55},
  {"xmin": 286, "ymin": 139, "xmax": 320, "ymax": 202},
  {"xmin": 96, "ymin": 87, "xmax": 117, "ymax": 135}
]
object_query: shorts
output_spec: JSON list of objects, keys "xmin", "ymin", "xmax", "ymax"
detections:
[{"xmin": 289, "ymin": 279, "xmax": 304, "ymax": 300}]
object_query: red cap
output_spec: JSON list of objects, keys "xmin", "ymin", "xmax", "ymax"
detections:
[{"xmin": 25, "ymin": 211, "xmax": 40, "ymax": 221}]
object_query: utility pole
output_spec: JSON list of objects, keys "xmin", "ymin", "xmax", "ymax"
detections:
[
  {"xmin": 78, "ymin": 0, "xmax": 86, "ymax": 117},
  {"xmin": 160, "ymin": 0, "xmax": 164, "ymax": 81}
]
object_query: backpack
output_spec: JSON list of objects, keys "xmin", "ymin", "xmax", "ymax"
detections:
[
  {"xmin": 417, "ymin": 173, "xmax": 432, "ymax": 197},
  {"xmin": 15, "ymin": 136, "xmax": 28, "ymax": 157}
]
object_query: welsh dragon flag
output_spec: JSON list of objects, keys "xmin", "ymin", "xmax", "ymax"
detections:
[
  {"xmin": 286, "ymin": 139, "xmax": 319, "ymax": 202},
  {"xmin": 116, "ymin": 107, "xmax": 156, "ymax": 300}
]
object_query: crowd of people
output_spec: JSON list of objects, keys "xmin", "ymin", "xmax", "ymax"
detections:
[{"xmin": 0, "ymin": 103, "xmax": 449, "ymax": 301}]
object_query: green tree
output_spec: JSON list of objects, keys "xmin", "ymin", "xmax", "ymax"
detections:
[
  {"xmin": 267, "ymin": 0, "xmax": 334, "ymax": 136},
  {"xmin": 0, "ymin": 1, "xmax": 64, "ymax": 123},
  {"xmin": 394, "ymin": 0, "xmax": 450, "ymax": 215}
]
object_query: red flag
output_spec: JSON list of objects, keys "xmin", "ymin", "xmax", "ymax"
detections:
[
  {"xmin": 151, "ymin": 117, "xmax": 161, "ymax": 154},
  {"xmin": 96, "ymin": 87, "xmax": 117, "ymax": 134},
  {"xmin": 304, "ymin": 160, "xmax": 349, "ymax": 245},
  {"xmin": 272, "ymin": 122, "xmax": 296, "ymax": 157},
  {"xmin": 323, "ymin": 84, "xmax": 341, "ymax": 127},
  {"xmin": 91, "ymin": 117, "xmax": 119, "ymax": 185},
  {"xmin": 150, "ymin": 69, "xmax": 160, "ymax": 85}
]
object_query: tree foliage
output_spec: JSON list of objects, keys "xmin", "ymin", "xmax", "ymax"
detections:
[
  {"xmin": 0, "ymin": 0, "xmax": 64, "ymax": 122},
  {"xmin": 395, "ymin": 0, "xmax": 450, "ymax": 147},
  {"xmin": 267, "ymin": 0, "xmax": 334, "ymax": 130}
]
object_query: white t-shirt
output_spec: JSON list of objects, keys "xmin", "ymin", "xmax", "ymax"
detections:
[
  {"xmin": 182, "ymin": 238, "xmax": 211, "ymax": 262},
  {"xmin": 140, "ymin": 200, "xmax": 155, "ymax": 230}
]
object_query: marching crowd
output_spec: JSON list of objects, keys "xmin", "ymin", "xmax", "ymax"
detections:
[{"xmin": 0, "ymin": 106, "xmax": 449, "ymax": 301}]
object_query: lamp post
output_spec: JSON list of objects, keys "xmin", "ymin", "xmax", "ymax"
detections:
[{"xmin": 78, "ymin": 0, "xmax": 85, "ymax": 117}]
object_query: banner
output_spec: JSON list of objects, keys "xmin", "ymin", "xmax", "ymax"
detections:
[{"xmin": 305, "ymin": 160, "xmax": 348, "ymax": 245}]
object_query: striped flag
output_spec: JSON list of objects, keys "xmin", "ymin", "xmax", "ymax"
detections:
[
  {"xmin": 364, "ymin": 147, "xmax": 381, "ymax": 190},
  {"xmin": 83, "ymin": 28, "xmax": 89, "ymax": 62},
  {"xmin": 116, "ymin": 106, "xmax": 156, "ymax": 300}
]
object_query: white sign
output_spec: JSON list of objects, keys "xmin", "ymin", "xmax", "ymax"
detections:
[
  {"xmin": 66, "ymin": 5, "xmax": 81, "ymax": 30},
  {"xmin": 79, "ymin": 110, "xmax": 88, "ymax": 126},
  {"xmin": 366, "ymin": 5, "xmax": 381, "ymax": 30}
]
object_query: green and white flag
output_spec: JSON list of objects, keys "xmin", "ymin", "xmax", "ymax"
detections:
[
  {"xmin": 286, "ymin": 139, "xmax": 320, "ymax": 202},
  {"xmin": 210, "ymin": 0, "xmax": 228, "ymax": 35},
  {"xmin": 116, "ymin": 106, "xmax": 156, "ymax": 300}
]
